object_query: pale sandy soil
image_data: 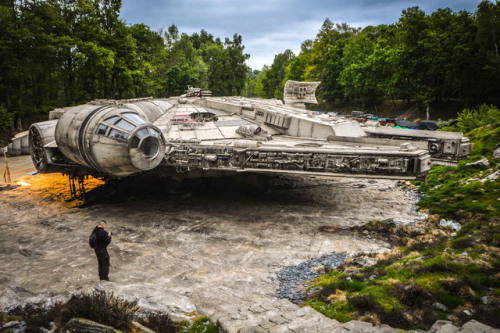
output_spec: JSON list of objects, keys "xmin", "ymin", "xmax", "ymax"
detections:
[{"xmin": 0, "ymin": 158, "xmax": 426, "ymax": 319}]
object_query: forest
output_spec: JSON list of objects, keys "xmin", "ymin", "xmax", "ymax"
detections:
[
  {"xmin": 0, "ymin": 0, "xmax": 249, "ymax": 131},
  {"xmin": 0, "ymin": 0, "xmax": 499, "ymax": 133},
  {"xmin": 248, "ymin": 1, "xmax": 500, "ymax": 113}
]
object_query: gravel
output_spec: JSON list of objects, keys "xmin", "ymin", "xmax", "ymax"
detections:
[{"xmin": 273, "ymin": 252, "xmax": 348, "ymax": 303}]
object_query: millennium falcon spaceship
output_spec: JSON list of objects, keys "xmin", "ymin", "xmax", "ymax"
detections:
[{"xmin": 23, "ymin": 82, "xmax": 469, "ymax": 187}]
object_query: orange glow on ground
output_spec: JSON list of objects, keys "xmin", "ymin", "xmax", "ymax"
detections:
[{"xmin": 16, "ymin": 173, "xmax": 105, "ymax": 207}]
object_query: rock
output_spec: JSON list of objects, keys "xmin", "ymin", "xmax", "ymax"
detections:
[
  {"xmin": 274, "ymin": 252, "xmax": 347, "ymax": 302},
  {"xmin": 481, "ymin": 170, "xmax": 500, "ymax": 183},
  {"xmin": 432, "ymin": 302, "xmax": 449, "ymax": 312},
  {"xmin": 429, "ymin": 320, "xmax": 459, "ymax": 333},
  {"xmin": 481, "ymin": 296, "xmax": 488, "ymax": 304},
  {"xmin": 3, "ymin": 321, "xmax": 21, "ymax": 329},
  {"xmin": 439, "ymin": 219, "xmax": 461, "ymax": 231},
  {"xmin": 239, "ymin": 326, "xmax": 266, "ymax": 333},
  {"xmin": 459, "ymin": 320, "xmax": 500, "ymax": 332},
  {"xmin": 131, "ymin": 321, "xmax": 156, "ymax": 333},
  {"xmin": 40, "ymin": 322, "xmax": 56, "ymax": 333},
  {"xmin": 62, "ymin": 318, "xmax": 121, "ymax": 333},
  {"xmin": 493, "ymin": 147, "xmax": 500, "ymax": 159},
  {"xmin": 466, "ymin": 158, "xmax": 489, "ymax": 168},
  {"xmin": 0, "ymin": 184, "xmax": 19, "ymax": 192},
  {"xmin": 343, "ymin": 320, "xmax": 374, "ymax": 332},
  {"xmin": 350, "ymin": 256, "xmax": 378, "ymax": 267},
  {"xmin": 374, "ymin": 324, "xmax": 399, "ymax": 332}
]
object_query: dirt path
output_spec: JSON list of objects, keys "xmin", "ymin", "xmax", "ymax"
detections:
[{"xmin": 0, "ymin": 165, "xmax": 426, "ymax": 319}]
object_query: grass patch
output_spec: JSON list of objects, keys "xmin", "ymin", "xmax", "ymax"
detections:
[
  {"xmin": 306, "ymin": 299, "xmax": 356, "ymax": 323},
  {"xmin": 186, "ymin": 317, "xmax": 218, "ymax": 333}
]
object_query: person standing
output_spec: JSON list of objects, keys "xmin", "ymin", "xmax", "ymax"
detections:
[{"xmin": 92, "ymin": 220, "xmax": 112, "ymax": 281}]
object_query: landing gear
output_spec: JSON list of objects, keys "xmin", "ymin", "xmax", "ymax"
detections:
[{"xmin": 68, "ymin": 175, "xmax": 86, "ymax": 201}]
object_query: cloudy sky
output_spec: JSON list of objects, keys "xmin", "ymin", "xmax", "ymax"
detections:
[{"xmin": 120, "ymin": 0, "xmax": 480, "ymax": 70}]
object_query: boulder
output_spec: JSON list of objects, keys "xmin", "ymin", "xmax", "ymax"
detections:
[
  {"xmin": 439, "ymin": 219, "xmax": 461, "ymax": 231},
  {"xmin": 466, "ymin": 158, "xmax": 489, "ymax": 168},
  {"xmin": 493, "ymin": 147, "xmax": 500, "ymax": 159},
  {"xmin": 350, "ymin": 256, "xmax": 378, "ymax": 267},
  {"xmin": 342, "ymin": 320, "xmax": 374, "ymax": 332},
  {"xmin": 429, "ymin": 320, "xmax": 458, "ymax": 333},
  {"xmin": 459, "ymin": 320, "xmax": 500, "ymax": 332},
  {"xmin": 62, "ymin": 318, "xmax": 121, "ymax": 333},
  {"xmin": 131, "ymin": 321, "xmax": 156, "ymax": 333},
  {"xmin": 481, "ymin": 171, "xmax": 499, "ymax": 183}
]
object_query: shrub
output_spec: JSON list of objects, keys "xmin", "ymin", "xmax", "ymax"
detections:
[
  {"xmin": 53, "ymin": 290, "xmax": 138, "ymax": 330},
  {"xmin": 0, "ymin": 106, "xmax": 13, "ymax": 131},
  {"xmin": 390, "ymin": 283, "xmax": 433, "ymax": 307},
  {"xmin": 138, "ymin": 312, "xmax": 177, "ymax": 333},
  {"xmin": 450, "ymin": 236, "xmax": 474, "ymax": 249},
  {"xmin": 7, "ymin": 304, "xmax": 50, "ymax": 332},
  {"xmin": 449, "ymin": 104, "xmax": 500, "ymax": 133}
]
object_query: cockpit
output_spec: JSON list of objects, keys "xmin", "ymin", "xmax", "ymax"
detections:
[{"xmin": 95, "ymin": 111, "xmax": 164, "ymax": 161}]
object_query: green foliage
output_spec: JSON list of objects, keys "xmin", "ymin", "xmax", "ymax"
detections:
[
  {"xmin": 246, "ymin": 3, "xmax": 500, "ymax": 111},
  {"xmin": 455, "ymin": 104, "xmax": 500, "ymax": 133},
  {"xmin": 254, "ymin": 50, "xmax": 295, "ymax": 99},
  {"xmin": 185, "ymin": 317, "xmax": 218, "ymax": 333},
  {"xmin": 306, "ymin": 299, "xmax": 356, "ymax": 323},
  {"xmin": 0, "ymin": 0, "xmax": 249, "ymax": 129},
  {"xmin": 0, "ymin": 106, "xmax": 12, "ymax": 131},
  {"xmin": 418, "ymin": 118, "xmax": 500, "ymax": 219}
]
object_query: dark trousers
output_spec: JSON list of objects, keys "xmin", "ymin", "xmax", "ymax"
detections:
[{"xmin": 94, "ymin": 248, "xmax": 110, "ymax": 281}]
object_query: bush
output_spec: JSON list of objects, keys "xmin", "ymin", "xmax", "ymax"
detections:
[
  {"xmin": 138, "ymin": 312, "xmax": 177, "ymax": 333},
  {"xmin": 0, "ymin": 106, "xmax": 13, "ymax": 131},
  {"xmin": 7, "ymin": 304, "xmax": 50, "ymax": 332},
  {"xmin": 53, "ymin": 290, "xmax": 139, "ymax": 330},
  {"xmin": 9, "ymin": 290, "xmax": 139, "ymax": 331},
  {"xmin": 449, "ymin": 104, "xmax": 500, "ymax": 133}
]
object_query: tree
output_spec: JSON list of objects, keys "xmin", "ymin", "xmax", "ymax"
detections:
[{"xmin": 476, "ymin": 0, "xmax": 500, "ymax": 101}]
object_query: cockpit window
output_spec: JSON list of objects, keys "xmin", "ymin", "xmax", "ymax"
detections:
[
  {"xmin": 136, "ymin": 128, "xmax": 149, "ymax": 138},
  {"xmin": 108, "ymin": 129, "xmax": 128, "ymax": 141},
  {"xmin": 115, "ymin": 119, "xmax": 135, "ymax": 132},
  {"xmin": 130, "ymin": 135, "xmax": 140, "ymax": 148},
  {"xmin": 149, "ymin": 128, "xmax": 159, "ymax": 137},
  {"xmin": 123, "ymin": 113, "xmax": 146, "ymax": 125},
  {"xmin": 104, "ymin": 116, "xmax": 119, "ymax": 124},
  {"xmin": 96, "ymin": 124, "xmax": 108, "ymax": 135}
]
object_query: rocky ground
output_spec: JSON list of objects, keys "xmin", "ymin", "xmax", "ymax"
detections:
[{"xmin": 0, "ymin": 157, "xmax": 430, "ymax": 330}]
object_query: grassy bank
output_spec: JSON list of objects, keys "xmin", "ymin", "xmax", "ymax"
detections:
[{"xmin": 305, "ymin": 105, "xmax": 500, "ymax": 330}]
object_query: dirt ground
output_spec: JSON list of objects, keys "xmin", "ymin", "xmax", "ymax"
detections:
[{"xmin": 0, "ymin": 160, "xmax": 427, "ymax": 319}]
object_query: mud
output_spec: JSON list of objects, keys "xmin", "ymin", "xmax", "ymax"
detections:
[{"xmin": 0, "ymin": 168, "xmax": 426, "ymax": 320}]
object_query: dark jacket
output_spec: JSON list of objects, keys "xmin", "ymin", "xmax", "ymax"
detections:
[{"xmin": 93, "ymin": 226, "xmax": 111, "ymax": 249}]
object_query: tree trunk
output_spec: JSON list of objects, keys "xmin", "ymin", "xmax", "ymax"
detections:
[{"xmin": 16, "ymin": 115, "xmax": 22, "ymax": 131}]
